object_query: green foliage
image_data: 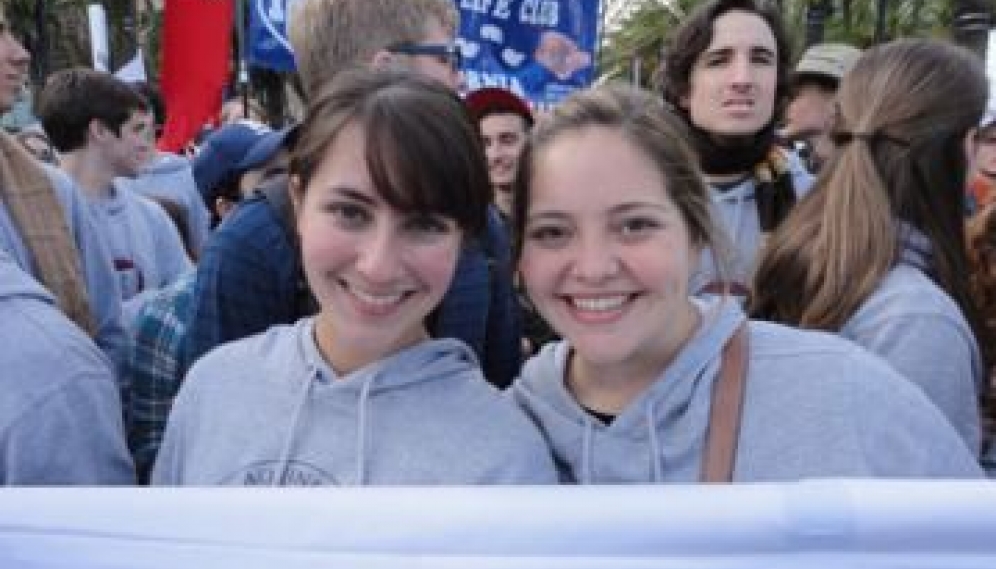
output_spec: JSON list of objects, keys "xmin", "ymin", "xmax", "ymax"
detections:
[
  {"xmin": 598, "ymin": 0, "xmax": 968, "ymax": 88},
  {"xmin": 597, "ymin": 0, "xmax": 695, "ymax": 91},
  {"xmin": 6, "ymin": 0, "xmax": 162, "ymax": 85}
]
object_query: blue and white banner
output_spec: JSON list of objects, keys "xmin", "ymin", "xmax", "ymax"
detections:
[
  {"xmin": 246, "ymin": 0, "xmax": 301, "ymax": 71},
  {"xmin": 457, "ymin": 0, "xmax": 599, "ymax": 107},
  {"xmin": 246, "ymin": 0, "xmax": 599, "ymax": 105}
]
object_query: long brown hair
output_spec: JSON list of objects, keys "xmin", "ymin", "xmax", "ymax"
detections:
[
  {"xmin": 968, "ymin": 203, "xmax": 996, "ymax": 448},
  {"xmin": 750, "ymin": 39, "xmax": 989, "ymax": 357}
]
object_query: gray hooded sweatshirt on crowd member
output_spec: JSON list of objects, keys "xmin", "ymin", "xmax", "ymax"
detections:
[
  {"xmin": 0, "ymin": 252, "xmax": 134, "ymax": 485},
  {"xmin": 118, "ymin": 153, "xmax": 211, "ymax": 257},
  {"xmin": 511, "ymin": 298, "xmax": 982, "ymax": 483},
  {"xmin": 88, "ymin": 181, "xmax": 193, "ymax": 326},
  {"xmin": 840, "ymin": 229, "xmax": 984, "ymax": 454},
  {"xmin": 0, "ymin": 165, "xmax": 128, "ymax": 371},
  {"xmin": 692, "ymin": 151, "xmax": 814, "ymax": 296},
  {"xmin": 152, "ymin": 318, "xmax": 558, "ymax": 485}
]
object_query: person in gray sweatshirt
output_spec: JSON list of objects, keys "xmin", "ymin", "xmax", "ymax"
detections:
[
  {"xmin": 119, "ymin": 152, "xmax": 210, "ymax": 258},
  {"xmin": 0, "ymin": 250, "xmax": 134, "ymax": 484},
  {"xmin": 152, "ymin": 70, "xmax": 556, "ymax": 486},
  {"xmin": 661, "ymin": 0, "xmax": 814, "ymax": 298},
  {"xmin": 120, "ymin": 81, "xmax": 211, "ymax": 257},
  {"xmin": 751, "ymin": 40, "xmax": 990, "ymax": 455},
  {"xmin": 508, "ymin": 83, "xmax": 982, "ymax": 483}
]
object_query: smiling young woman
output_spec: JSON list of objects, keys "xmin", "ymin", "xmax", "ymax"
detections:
[
  {"xmin": 509, "ymin": 83, "xmax": 982, "ymax": 483},
  {"xmin": 152, "ymin": 70, "xmax": 557, "ymax": 486}
]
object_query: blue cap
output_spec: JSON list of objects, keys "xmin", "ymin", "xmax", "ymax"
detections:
[
  {"xmin": 193, "ymin": 121, "xmax": 273, "ymax": 200},
  {"xmin": 235, "ymin": 125, "xmax": 297, "ymax": 172}
]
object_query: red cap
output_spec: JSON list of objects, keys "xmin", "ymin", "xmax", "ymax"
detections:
[{"xmin": 465, "ymin": 87, "xmax": 533, "ymax": 126}]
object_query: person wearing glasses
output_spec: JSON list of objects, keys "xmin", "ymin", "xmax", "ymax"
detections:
[
  {"xmin": 182, "ymin": 0, "xmax": 525, "ymax": 391},
  {"xmin": 292, "ymin": 0, "xmax": 462, "ymax": 96}
]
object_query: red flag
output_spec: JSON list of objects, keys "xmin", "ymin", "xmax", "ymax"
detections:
[{"xmin": 158, "ymin": 0, "xmax": 234, "ymax": 152}]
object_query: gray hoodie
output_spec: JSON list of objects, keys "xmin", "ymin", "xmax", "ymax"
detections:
[
  {"xmin": 511, "ymin": 298, "xmax": 982, "ymax": 483},
  {"xmin": 0, "ymin": 164, "xmax": 128, "ymax": 371},
  {"xmin": 153, "ymin": 318, "xmax": 557, "ymax": 485},
  {"xmin": 0, "ymin": 252, "xmax": 134, "ymax": 485},
  {"xmin": 118, "ymin": 153, "xmax": 211, "ymax": 256},
  {"xmin": 840, "ymin": 265, "xmax": 985, "ymax": 451},
  {"xmin": 840, "ymin": 232, "xmax": 984, "ymax": 454},
  {"xmin": 693, "ymin": 151, "xmax": 814, "ymax": 295},
  {"xmin": 88, "ymin": 181, "xmax": 193, "ymax": 326}
]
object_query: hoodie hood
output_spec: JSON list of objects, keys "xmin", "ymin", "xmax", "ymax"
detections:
[
  {"xmin": 512, "ymin": 297, "xmax": 746, "ymax": 483},
  {"xmin": 272, "ymin": 318, "xmax": 483, "ymax": 485},
  {"xmin": 117, "ymin": 153, "xmax": 193, "ymax": 202},
  {"xmin": 896, "ymin": 222, "xmax": 933, "ymax": 273},
  {"xmin": 693, "ymin": 149, "xmax": 813, "ymax": 294},
  {"xmin": 0, "ymin": 250, "xmax": 56, "ymax": 304},
  {"xmin": 140, "ymin": 153, "xmax": 192, "ymax": 177},
  {"xmin": 271, "ymin": 317, "xmax": 481, "ymax": 394},
  {"xmin": 152, "ymin": 315, "xmax": 560, "ymax": 485}
]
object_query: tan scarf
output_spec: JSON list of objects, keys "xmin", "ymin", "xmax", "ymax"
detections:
[{"xmin": 0, "ymin": 131, "xmax": 94, "ymax": 335}]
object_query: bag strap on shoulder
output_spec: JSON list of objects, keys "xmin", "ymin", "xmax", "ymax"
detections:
[{"xmin": 700, "ymin": 322, "xmax": 750, "ymax": 483}]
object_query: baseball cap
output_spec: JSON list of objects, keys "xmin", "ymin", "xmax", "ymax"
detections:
[
  {"xmin": 794, "ymin": 43, "xmax": 863, "ymax": 84},
  {"xmin": 193, "ymin": 121, "xmax": 272, "ymax": 200},
  {"xmin": 465, "ymin": 87, "xmax": 534, "ymax": 126},
  {"xmin": 235, "ymin": 125, "xmax": 297, "ymax": 172}
]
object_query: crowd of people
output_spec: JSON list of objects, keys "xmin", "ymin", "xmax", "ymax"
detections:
[{"xmin": 0, "ymin": 0, "xmax": 994, "ymax": 487}]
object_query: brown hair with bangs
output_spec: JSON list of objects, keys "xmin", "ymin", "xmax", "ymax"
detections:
[{"xmin": 290, "ymin": 69, "xmax": 491, "ymax": 237}]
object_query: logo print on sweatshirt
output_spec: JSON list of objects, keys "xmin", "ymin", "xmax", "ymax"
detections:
[{"xmin": 224, "ymin": 460, "xmax": 338, "ymax": 486}]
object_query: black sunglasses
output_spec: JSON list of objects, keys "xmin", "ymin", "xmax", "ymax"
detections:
[{"xmin": 386, "ymin": 43, "xmax": 462, "ymax": 71}]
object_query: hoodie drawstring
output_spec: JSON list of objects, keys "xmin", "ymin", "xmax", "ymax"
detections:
[
  {"xmin": 580, "ymin": 418, "xmax": 594, "ymax": 484},
  {"xmin": 730, "ymin": 193, "xmax": 746, "ymax": 259},
  {"xmin": 646, "ymin": 404, "xmax": 664, "ymax": 482},
  {"xmin": 274, "ymin": 364, "xmax": 319, "ymax": 486},
  {"xmin": 355, "ymin": 374, "xmax": 377, "ymax": 485}
]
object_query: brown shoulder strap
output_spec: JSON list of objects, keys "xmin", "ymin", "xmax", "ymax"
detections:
[
  {"xmin": 700, "ymin": 322, "xmax": 750, "ymax": 483},
  {"xmin": 0, "ymin": 133, "xmax": 94, "ymax": 335}
]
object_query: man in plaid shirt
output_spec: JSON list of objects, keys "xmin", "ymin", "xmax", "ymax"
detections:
[
  {"xmin": 125, "ymin": 272, "xmax": 195, "ymax": 482},
  {"xmin": 125, "ymin": 125, "xmax": 291, "ymax": 482}
]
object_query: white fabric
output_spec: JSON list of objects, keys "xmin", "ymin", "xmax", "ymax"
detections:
[{"xmin": 1, "ymin": 480, "xmax": 994, "ymax": 568}]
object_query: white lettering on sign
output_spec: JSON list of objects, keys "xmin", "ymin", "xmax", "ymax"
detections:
[
  {"xmin": 464, "ymin": 69, "xmax": 526, "ymax": 95},
  {"xmin": 267, "ymin": 0, "xmax": 285, "ymax": 22},
  {"xmin": 519, "ymin": 0, "xmax": 559, "ymax": 27},
  {"xmin": 460, "ymin": 0, "xmax": 493, "ymax": 14},
  {"xmin": 493, "ymin": 0, "xmax": 513, "ymax": 19}
]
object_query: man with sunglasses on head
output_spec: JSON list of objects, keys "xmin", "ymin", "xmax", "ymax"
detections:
[{"xmin": 181, "ymin": 0, "xmax": 524, "ymax": 391}]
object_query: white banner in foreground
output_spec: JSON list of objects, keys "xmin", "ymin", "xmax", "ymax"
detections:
[{"xmin": 1, "ymin": 479, "xmax": 995, "ymax": 568}]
